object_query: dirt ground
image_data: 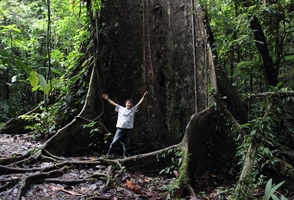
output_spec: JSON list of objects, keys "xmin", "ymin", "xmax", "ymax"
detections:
[
  {"xmin": 0, "ymin": 134, "xmax": 172, "ymax": 199},
  {"xmin": 1, "ymin": 133, "xmax": 293, "ymax": 200},
  {"xmin": 0, "ymin": 134, "xmax": 191, "ymax": 199}
]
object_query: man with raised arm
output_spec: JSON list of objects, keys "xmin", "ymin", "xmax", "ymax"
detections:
[{"xmin": 102, "ymin": 92, "xmax": 148, "ymax": 158}]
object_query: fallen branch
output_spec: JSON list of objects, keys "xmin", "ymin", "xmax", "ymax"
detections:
[
  {"xmin": 121, "ymin": 143, "xmax": 180, "ymax": 161},
  {"xmin": 45, "ymin": 178, "xmax": 90, "ymax": 184},
  {"xmin": 245, "ymin": 91, "xmax": 294, "ymax": 98},
  {"xmin": 0, "ymin": 152, "xmax": 31, "ymax": 165},
  {"xmin": 0, "ymin": 158, "xmax": 104, "ymax": 174},
  {"xmin": 40, "ymin": 154, "xmax": 59, "ymax": 163},
  {"xmin": 13, "ymin": 149, "xmax": 42, "ymax": 166},
  {"xmin": 42, "ymin": 149, "xmax": 65, "ymax": 161}
]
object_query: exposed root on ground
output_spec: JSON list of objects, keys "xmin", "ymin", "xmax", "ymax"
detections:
[{"xmin": 0, "ymin": 139, "xmax": 184, "ymax": 199}]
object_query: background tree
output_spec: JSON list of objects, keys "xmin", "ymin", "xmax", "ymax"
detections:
[{"xmin": 203, "ymin": 0, "xmax": 294, "ymax": 198}]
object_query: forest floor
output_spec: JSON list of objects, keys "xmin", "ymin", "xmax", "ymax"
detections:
[{"xmin": 0, "ymin": 133, "xmax": 293, "ymax": 200}]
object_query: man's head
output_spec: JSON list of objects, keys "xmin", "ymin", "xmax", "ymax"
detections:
[{"xmin": 125, "ymin": 99, "xmax": 133, "ymax": 109}]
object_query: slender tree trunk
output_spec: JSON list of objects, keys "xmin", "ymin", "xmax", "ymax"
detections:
[
  {"xmin": 242, "ymin": 0, "xmax": 278, "ymax": 86},
  {"xmin": 249, "ymin": 16, "xmax": 278, "ymax": 86},
  {"xmin": 232, "ymin": 142, "xmax": 259, "ymax": 199}
]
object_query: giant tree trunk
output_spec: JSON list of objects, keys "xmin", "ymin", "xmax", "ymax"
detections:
[
  {"xmin": 98, "ymin": 0, "xmax": 210, "ymax": 148},
  {"xmin": 42, "ymin": 0, "xmax": 212, "ymax": 155}
]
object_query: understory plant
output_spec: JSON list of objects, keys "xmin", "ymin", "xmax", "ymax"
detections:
[
  {"xmin": 20, "ymin": 105, "xmax": 57, "ymax": 139},
  {"xmin": 264, "ymin": 178, "xmax": 287, "ymax": 200},
  {"xmin": 233, "ymin": 87, "xmax": 294, "ymax": 199}
]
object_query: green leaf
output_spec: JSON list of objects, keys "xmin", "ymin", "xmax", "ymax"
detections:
[
  {"xmin": 37, "ymin": 73, "xmax": 47, "ymax": 88},
  {"xmin": 43, "ymin": 84, "xmax": 50, "ymax": 95},
  {"xmin": 250, "ymin": 129, "xmax": 256, "ymax": 136},
  {"xmin": 37, "ymin": 74, "xmax": 50, "ymax": 95},
  {"xmin": 281, "ymin": 195, "xmax": 288, "ymax": 200},
  {"xmin": 276, "ymin": 82, "xmax": 283, "ymax": 88},
  {"xmin": 0, "ymin": 24, "xmax": 21, "ymax": 33},
  {"xmin": 270, "ymin": 181, "xmax": 285, "ymax": 195},
  {"xmin": 264, "ymin": 178, "xmax": 272, "ymax": 200},
  {"xmin": 29, "ymin": 71, "xmax": 39, "ymax": 88},
  {"xmin": 264, "ymin": 179, "xmax": 285, "ymax": 200},
  {"xmin": 271, "ymin": 194, "xmax": 279, "ymax": 200},
  {"xmin": 32, "ymin": 85, "xmax": 40, "ymax": 92}
]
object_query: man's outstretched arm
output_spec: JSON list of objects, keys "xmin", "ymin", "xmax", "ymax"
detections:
[
  {"xmin": 102, "ymin": 94, "xmax": 118, "ymax": 106},
  {"xmin": 135, "ymin": 92, "xmax": 148, "ymax": 108}
]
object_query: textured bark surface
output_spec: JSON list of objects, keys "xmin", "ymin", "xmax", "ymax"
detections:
[
  {"xmin": 184, "ymin": 105, "xmax": 237, "ymax": 177},
  {"xmin": 99, "ymin": 0, "xmax": 210, "ymax": 151}
]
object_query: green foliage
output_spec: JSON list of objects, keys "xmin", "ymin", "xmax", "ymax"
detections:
[
  {"xmin": 166, "ymin": 179, "xmax": 179, "ymax": 198},
  {"xmin": 214, "ymin": 0, "xmax": 294, "ymax": 183},
  {"xmin": 0, "ymin": 0, "xmax": 94, "ymax": 124},
  {"xmin": 234, "ymin": 85, "xmax": 294, "ymax": 197},
  {"xmin": 158, "ymin": 148, "xmax": 190, "ymax": 199},
  {"xmin": 201, "ymin": 0, "xmax": 294, "ymax": 96},
  {"xmin": 0, "ymin": 100, "xmax": 9, "ymax": 122},
  {"xmin": 28, "ymin": 70, "xmax": 50, "ymax": 95},
  {"xmin": 82, "ymin": 121, "xmax": 110, "ymax": 148},
  {"xmin": 159, "ymin": 148, "xmax": 184, "ymax": 175},
  {"xmin": 264, "ymin": 179, "xmax": 287, "ymax": 200},
  {"xmin": 20, "ymin": 106, "xmax": 56, "ymax": 138},
  {"xmin": 237, "ymin": 114, "xmax": 278, "ymax": 163},
  {"xmin": 91, "ymin": 0, "xmax": 102, "ymax": 12}
]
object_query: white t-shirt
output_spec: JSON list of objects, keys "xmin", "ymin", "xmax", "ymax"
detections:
[{"xmin": 115, "ymin": 105, "xmax": 138, "ymax": 129}]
